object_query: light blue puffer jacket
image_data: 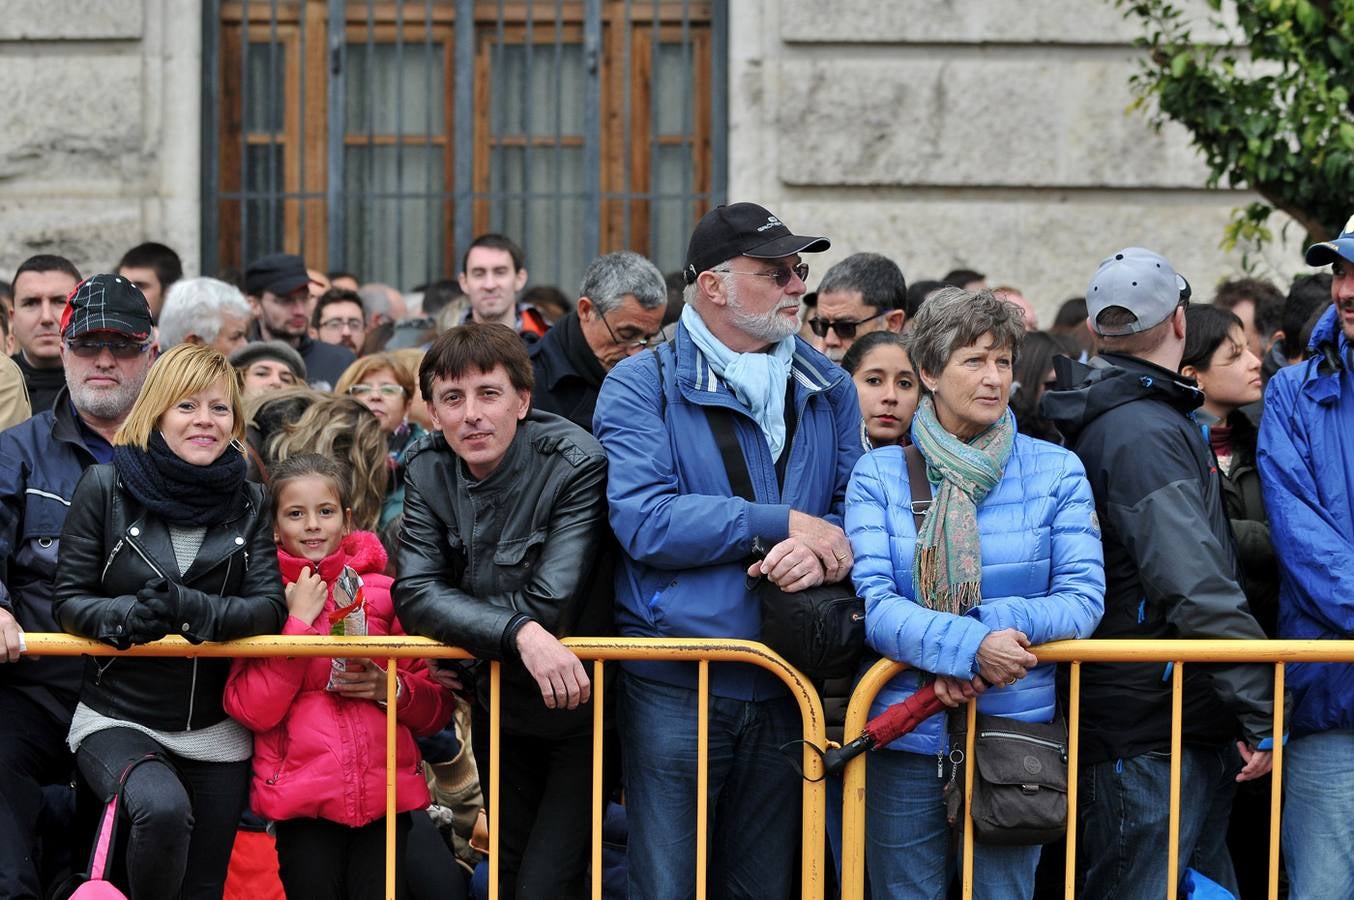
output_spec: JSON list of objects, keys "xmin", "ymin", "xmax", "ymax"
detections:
[{"xmin": 846, "ymin": 433, "xmax": 1105, "ymax": 754}]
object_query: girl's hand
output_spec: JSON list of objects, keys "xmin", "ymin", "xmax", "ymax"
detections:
[
  {"xmin": 426, "ymin": 661, "xmax": 464, "ymax": 693},
  {"xmin": 285, "ymin": 567, "xmax": 328, "ymax": 626},
  {"xmin": 332, "ymin": 660, "xmax": 392, "ymax": 704}
]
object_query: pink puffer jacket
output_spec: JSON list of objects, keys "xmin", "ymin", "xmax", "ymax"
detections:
[{"xmin": 224, "ymin": 531, "xmax": 453, "ymax": 827}]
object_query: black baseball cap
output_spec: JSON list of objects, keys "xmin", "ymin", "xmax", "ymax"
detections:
[
  {"xmin": 245, "ymin": 253, "xmax": 318, "ymax": 297},
  {"xmin": 60, "ymin": 274, "xmax": 153, "ymax": 341},
  {"xmin": 683, "ymin": 203, "xmax": 830, "ymax": 284}
]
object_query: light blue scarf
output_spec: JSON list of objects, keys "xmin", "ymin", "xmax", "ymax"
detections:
[{"xmin": 681, "ymin": 305, "xmax": 796, "ymax": 459}]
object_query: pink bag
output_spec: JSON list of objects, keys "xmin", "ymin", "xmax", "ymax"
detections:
[{"xmin": 65, "ymin": 754, "xmax": 164, "ymax": 899}]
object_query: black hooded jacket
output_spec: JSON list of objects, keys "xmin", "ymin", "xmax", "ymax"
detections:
[
  {"xmin": 1041, "ymin": 352, "xmax": 1278, "ymax": 763},
  {"xmin": 529, "ymin": 311, "xmax": 609, "ymax": 433}
]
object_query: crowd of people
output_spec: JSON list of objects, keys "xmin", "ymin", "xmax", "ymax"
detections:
[{"xmin": 0, "ymin": 200, "xmax": 1351, "ymax": 900}]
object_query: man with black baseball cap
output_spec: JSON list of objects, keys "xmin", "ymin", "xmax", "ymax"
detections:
[
  {"xmin": 0, "ymin": 273, "xmax": 159, "ymax": 896},
  {"xmin": 595, "ymin": 204, "xmax": 859, "ymax": 899},
  {"xmin": 1041, "ymin": 249, "xmax": 1278, "ymax": 899},
  {"xmin": 1258, "ymin": 214, "xmax": 1354, "ymax": 897},
  {"xmin": 244, "ymin": 252, "xmax": 354, "ymax": 390}
]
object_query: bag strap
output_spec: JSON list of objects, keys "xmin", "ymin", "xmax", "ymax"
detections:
[
  {"xmin": 87, "ymin": 753, "xmax": 164, "ymax": 880},
  {"xmin": 903, "ymin": 443, "xmax": 932, "ymax": 532},
  {"xmin": 704, "ymin": 378, "xmax": 798, "ymax": 501}
]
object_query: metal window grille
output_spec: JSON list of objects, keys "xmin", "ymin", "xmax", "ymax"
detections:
[{"xmin": 202, "ymin": 0, "xmax": 726, "ymax": 296}]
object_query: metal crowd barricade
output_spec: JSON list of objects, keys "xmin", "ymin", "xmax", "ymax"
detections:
[
  {"xmin": 839, "ymin": 638, "xmax": 1354, "ymax": 900},
  {"xmin": 21, "ymin": 633, "xmax": 828, "ymax": 900}
]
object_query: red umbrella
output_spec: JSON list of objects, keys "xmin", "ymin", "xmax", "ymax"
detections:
[{"xmin": 784, "ymin": 682, "xmax": 948, "ymax": 779}]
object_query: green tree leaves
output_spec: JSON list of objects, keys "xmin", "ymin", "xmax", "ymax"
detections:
[{"xmin": 1118, "ymin": 0, "xmax": 1354, "ymax": 247}]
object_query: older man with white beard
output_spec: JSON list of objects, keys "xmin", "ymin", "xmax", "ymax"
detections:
[
  {"xmin": 595, "ymin": 203, "xmax": 861, "ymax": 899},
  {"xmin": 0, "ymin": 274, "xmax": 158, "ymax": 897}
]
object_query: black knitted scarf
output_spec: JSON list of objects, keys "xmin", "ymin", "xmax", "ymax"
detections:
[{"xmin": 113, "ymin": 430, "xmax": 248, "ymax": 526}]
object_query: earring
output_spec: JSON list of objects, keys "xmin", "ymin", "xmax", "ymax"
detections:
[{"xmin": 229, "ymin": 438, "xmax": 247, "ymax": 453}]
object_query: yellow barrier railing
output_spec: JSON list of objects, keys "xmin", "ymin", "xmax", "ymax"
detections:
[
  {"xmin": 20, "ymin": 633, "xmax": 828, "ymax": 900},
  {"xmin": 840, "ymin": 639, "xmax": 1347, "ymax": 900}
]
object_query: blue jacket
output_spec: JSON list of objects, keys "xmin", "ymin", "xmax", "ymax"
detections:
[
  {"xmin": 846, "ymin": 434, "xmax": 1104, "ymax": 755},
  {"xmin": 594, "ymin": 323, "xmax": 863, "ymax": 699},
  {"xmin": 0, "ymin": 390, "xmax": 100, "ymax": 723},
  {"xmin": 1258, "ymin": 305, "xmax": 1354, "ymax": 735}
]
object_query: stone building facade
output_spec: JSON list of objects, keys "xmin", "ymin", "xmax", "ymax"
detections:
[{"xmin": 1, "ymin": 0, "xmax": 1303, "ymax": 321}]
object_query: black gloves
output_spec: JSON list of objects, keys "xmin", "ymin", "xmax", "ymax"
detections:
[{"xmin": 124, "ymin": 577, "xmax": 179, "ymax": 646}]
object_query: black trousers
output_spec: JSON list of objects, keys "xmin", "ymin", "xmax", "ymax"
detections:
[
  {"xmin": 274, "ymin": 813, "xmax": 411, "ymax": 900},
  {"xmin": 0, "ymin": 689, "xmax": 75, "ymax": 899},
  {"xmin": 76, "ymin": 726, "xmax": 251, "ymax": 900},
  {"xmin": 470, "ymin": 706, "xmax": 619, "ymax": 900}
]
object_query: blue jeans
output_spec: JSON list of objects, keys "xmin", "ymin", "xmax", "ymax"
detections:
[
  {"xmin": 1283, "ymin": 730, "xmax": 1354, "ymax": 899},
  {"xmin": 865, "ymin": 749, "xmax": 1040, "ymax": 900},
  {"xmin": 1078, "ymin": 744, "xmax": 1239, "ymax": 900},
  {"xmin": 618, "ymin": 671, "xmax": 801, "ymax": 900}
]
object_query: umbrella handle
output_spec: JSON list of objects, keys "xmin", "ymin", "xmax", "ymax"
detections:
[{"xmin": 778, "ymin": 733, "xmax": 876, "ymax": 781}]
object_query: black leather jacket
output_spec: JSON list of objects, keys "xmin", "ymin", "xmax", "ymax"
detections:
[
  {"xmin": 53, "ymin": 464, "xmax": 286, "ymax": 732},
  {"xmin": 394, "ymin": 410, "xmax": 610, "ymax": 736}
]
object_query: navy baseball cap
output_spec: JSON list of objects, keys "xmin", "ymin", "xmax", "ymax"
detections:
[
  {"xmin": 684, "ymin": 203, "xmax": 830, "ymax": 284},
  {"xmin": 1305, "ymin": 214, "xmax": 1354, "ymax": 267},
  {"xmin": 59, "ymin": 274, "xmax": 153, "ymax": 340}
]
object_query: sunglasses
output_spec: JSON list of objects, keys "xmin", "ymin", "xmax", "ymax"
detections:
[
  {"xmin": 807, "ymin": 311, "xmax": 884, "ymax": 340},
  {"xmin": 65, "ymin": 338, "xmax": 152, "ymax": 359},
  {"xmin": 712, "ymin": 262, "xmax": 810, "ymax": 289}
]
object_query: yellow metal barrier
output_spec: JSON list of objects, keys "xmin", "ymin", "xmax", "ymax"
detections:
[
  {"xmin": 840, "ymin": 639, "xmax": 1344, "ymax": 900},
  {"xmin": 20, "ymin": 633, "xmax": 828, "ymax": 900}
]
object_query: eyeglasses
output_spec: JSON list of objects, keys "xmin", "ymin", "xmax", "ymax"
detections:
[
  {"xmin": 807, "ymin": 311, "xmax": 885, "ymax": 340},
  {"xmin": 64, "ymin": 338, "xmax": 152, "ymax": 359},
  {"xmin": 319, "ymin": 317, "xmax": 365, "ymax": 332},
  {"xmin": 598, "ymin": 311, "xmax": 660, "ymax": 350},
  {"xmin": 348, "ymin": 384, "xmax": 405, "ymax": 398},
  {"xmin": 711, "ymin": 262, "xmax": 810, "ymax": 289}
]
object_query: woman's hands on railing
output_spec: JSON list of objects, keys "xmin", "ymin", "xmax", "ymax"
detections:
[
  {"xmin": 934, "ymin": 674, "xmax": 987, "ymax": 707},
  {"xmin": 975, "ymin": 628, "xmax": 1038, "ymax": 687}
]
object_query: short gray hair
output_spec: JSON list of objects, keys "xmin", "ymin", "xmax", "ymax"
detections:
[
  {"xmin": 157, "ymin": 277, "xmax": 252, "ymax": 349},
  {"xmin": 579, "ymin": 250, "xmax": 667, "ymax": 315},
  {"xmin": 817, "ymin": 252, "xmax": 907, "ymax": 314},
  {"xmin": 904, "ymin": 286, "xmax": 1025, "ymax": 381}
]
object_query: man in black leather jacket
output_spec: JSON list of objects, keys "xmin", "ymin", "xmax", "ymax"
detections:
[{"xmin": 394, "ymin": 322, "xmax": 611, "ymax": 899}]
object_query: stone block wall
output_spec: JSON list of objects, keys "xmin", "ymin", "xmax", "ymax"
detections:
[
  {"xmin": 729, "ymin": 0, "xmax": 1305, "ymax": 322},
  {"xmin": 0, "ymin": 0, "xmax": 199, "ymax": 281}
]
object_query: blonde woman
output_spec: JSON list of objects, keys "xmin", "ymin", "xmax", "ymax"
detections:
[{"xmin": 53, "ymin": 343, "xmax": 286, "ymax": 899}]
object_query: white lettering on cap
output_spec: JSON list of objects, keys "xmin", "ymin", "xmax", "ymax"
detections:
[{"xmin": 757, "ymin": 216, "xmax": 783, "ymax": 233}]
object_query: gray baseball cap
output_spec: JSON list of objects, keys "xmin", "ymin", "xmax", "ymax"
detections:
[{"xmin": 1086, "ymin": 247, "xmax": 1190, "ymax": 337}]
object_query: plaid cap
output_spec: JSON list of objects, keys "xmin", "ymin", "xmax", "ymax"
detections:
[{"xmin": 60, "ymin": 274, "xmax": 153, "ymax": 340}]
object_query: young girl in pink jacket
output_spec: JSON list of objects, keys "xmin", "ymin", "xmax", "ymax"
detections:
[{"xmin": 225, "ymin": 453, "xmax": 453, "ymax": 898}]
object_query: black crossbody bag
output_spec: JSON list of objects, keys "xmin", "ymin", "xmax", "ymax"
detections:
[{"xmin": 701, "ymin": 386, "xmax": 867, "ymax": 681}]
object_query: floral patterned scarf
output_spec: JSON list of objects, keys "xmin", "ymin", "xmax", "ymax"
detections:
[{"xmin": 909, "ymin": 394, "xmax": 1015, "ymax": 616}]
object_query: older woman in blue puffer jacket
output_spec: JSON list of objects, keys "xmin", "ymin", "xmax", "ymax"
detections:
[{"xmin": 845, "ymin": 287, "xmax": 1105, "ymax": 900}]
